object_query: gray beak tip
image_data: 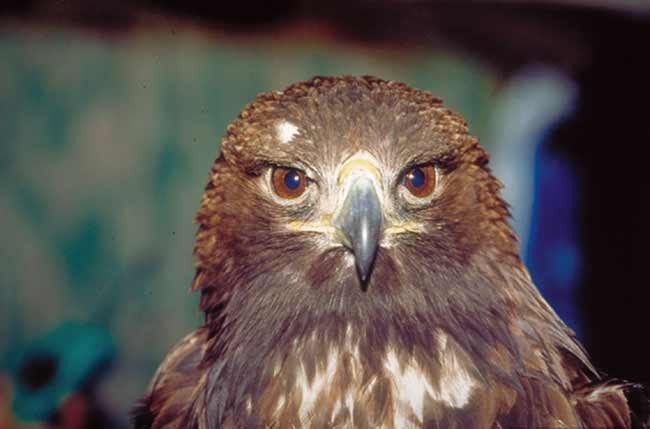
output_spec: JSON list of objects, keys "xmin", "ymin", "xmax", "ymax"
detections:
[
  {"xmin": 357, "ymin": 265, "xmax": 371, "ymax": 284},
  {"xmin": 353, "ymin": 242, "xmax": 376, "ymax": 283}
]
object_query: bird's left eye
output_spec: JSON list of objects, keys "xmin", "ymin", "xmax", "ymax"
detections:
[
  {"xmin": 403, "ymin": 165, "xmax": 436, "ymax": 198},
  {"xmin": 271, "ymin": 167, "xmax": 308, "ymax": 199}
]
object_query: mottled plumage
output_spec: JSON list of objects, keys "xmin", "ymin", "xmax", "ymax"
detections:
[{"xmin": 134, "ymin": 76, "xmax": 647, "ymax": 428}]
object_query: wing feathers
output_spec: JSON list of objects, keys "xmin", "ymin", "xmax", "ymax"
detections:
[{"xmin": 132, "ymin": 327, "xmax": 210, "ymax": 429}]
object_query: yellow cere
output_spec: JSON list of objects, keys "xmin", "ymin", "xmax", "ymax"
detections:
[{"xmin": 337, "ymin": 159, "xmax": 382, "ymax": 185}]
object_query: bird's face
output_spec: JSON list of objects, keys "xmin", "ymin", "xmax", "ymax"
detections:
[
  {"xmin": 259, "ymin": 147, "xmax": 440, "ymax": 284},
  {"xmin": 254, "ymin": 141, "xmax": 450, "ymax": 286},
  {"xmin": 195, "ymin": 77, "xmax": 516, "ymax": 317}
]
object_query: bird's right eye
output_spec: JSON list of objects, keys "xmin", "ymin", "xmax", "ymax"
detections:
[
  {"xmin": 271, "ymin": 167, "xmax": 307, "ymax": 199},
  {"xmin": 403, "ymin": 165, "xmax": 436, "ymax": 198}
]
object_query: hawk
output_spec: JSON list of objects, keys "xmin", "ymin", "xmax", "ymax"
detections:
[{"xmin": 134, "ymin": 76, "xmax": 647, "ymax": 428}]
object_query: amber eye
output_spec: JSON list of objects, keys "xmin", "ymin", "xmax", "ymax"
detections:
[
  {"xmin": 403, "ymin": 165, "xmax": 436, "ymax": 198},
  {"xmin": 271, "ymin": 167, "xmax": 308, "ymax": 199}
]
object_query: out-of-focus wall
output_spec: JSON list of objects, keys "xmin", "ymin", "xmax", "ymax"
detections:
[{"xmin": 0, "ymin": 26, "xmax": 495, "ymax": 424}]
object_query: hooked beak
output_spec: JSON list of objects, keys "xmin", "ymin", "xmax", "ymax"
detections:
[{"xmin": 333, "ymin": 175, "xmax": 383, "ymax": 284}]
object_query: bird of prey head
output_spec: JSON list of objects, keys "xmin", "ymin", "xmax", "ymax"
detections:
[{"xmin": 134, "ymin": 76, "xmax": 647, "ymax": 429}]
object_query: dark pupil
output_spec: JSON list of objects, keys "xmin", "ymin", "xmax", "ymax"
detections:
[
  {"xmin": 284, "ymin": 170, "xmax": 301, "ymax": 190},
  {"xmin": 408, "ymin": 168, "xmax": 425, "ymax": 188}
]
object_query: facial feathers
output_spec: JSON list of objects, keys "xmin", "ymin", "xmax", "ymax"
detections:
[{"xmin": 134, "ymin": 76, "xmax": 647, "ymax": 429}]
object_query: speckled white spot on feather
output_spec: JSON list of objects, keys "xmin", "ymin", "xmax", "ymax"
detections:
[
  {"xmin": 438, "ymin": 331, "xmax": 448, "ymax": 350},
  {"xmin": 383, "ymin": 335, "xmax": 475, "ymax": 427},
  {"xmin": 331, "ymin": 398, "xmax": 342, "ymax": 421},
  {"xmin": 276, "ymin": 120, "xmax": 299, "ymax": 144},
  {"xmin": 297, "ymin": 348, "xmax": 338, "ymax": 421},
  {"xmin": 345, "ymin": 390, "xmax": 355, "ymax": 426},
  {"xmin": 272, "ymin": 361, "xmax": 281, "ymax": 377},
  {"xmin": 384, "ymin": 350, "xmax": 435, "ymax": 426},
  {"xmin": 275, "ymin": 394, "xmax": 286, "ymax": 416},
  {"xmin": 293, "ymin": 325, "xmax": 362, "ymax": 425},
  {"xmin": 435, "ymin": 332, "xmax": 475, "ymax": 408}
]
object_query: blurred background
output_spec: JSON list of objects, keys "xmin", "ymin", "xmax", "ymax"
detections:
[{"xmin": 1, "ymin": 1, "xmax": 649, "ymax": 427}]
